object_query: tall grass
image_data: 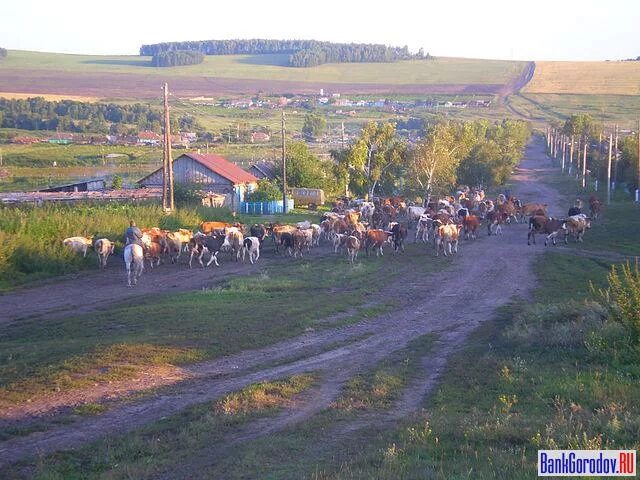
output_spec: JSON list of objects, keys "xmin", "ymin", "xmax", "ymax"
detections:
[{"xmin": 0, "ymin": 203, "xmax": 201, "ymax": 289}]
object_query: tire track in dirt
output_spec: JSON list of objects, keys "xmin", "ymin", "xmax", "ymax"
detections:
[{"xmin": 0, "ymin": 139, "xmax": 563, "ymax": 471}]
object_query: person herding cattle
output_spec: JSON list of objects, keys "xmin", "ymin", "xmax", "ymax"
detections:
[{"xmin": 124, "ymin": 221, "xmax": 144, "ymax": 247}]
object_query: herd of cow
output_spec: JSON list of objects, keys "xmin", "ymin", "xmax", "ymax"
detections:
[{"xmin": 60, "ymin": 191, "xmax": 603, "ymax": 287}]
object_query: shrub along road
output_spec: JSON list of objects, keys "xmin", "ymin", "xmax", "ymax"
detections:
[{"xmin": 1, "ymin": 139, "xmax": 570, "ymax": 471}]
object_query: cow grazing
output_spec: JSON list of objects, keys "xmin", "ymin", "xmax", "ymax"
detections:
[
  {"xmin": 391, "ymin": 223, "xmax": 407, "ymax": 252},
  {"xmin": 365, "ymin": 229, "xmax": 391, "ymax": 257},
  {"xmin": 94, "ymin": 238, "xmax": 114, "ymax": 269},
  {"xmin": 63, "ymin": 236, "xmax": 93, "ymax": 257},
  {"xmin": 564, "ymin": 214, "xmax": 591, "ymax": 243},
  {"xmin": 199, "ymin": 221, "xmax": 230, "ymax": 235},
  {"xmin": 462, "ymin": 215, "xmax": 481, "ymax": 240},
  {"xmin": 527, "ymin": 216, "xmax": 566, "ymax": 246},
  {"xmin": 435, "ymin": 224, "xmax": 461, "ymax": 257},
  {"xmin": 345, "ymin": 235, "xmax": 361, "ymax": 264},
  {"xmin": 250, "ymin": 224, "xmax": 267, "ymax": 244},
  {"xmin": 242, "ymin": 237, "xmax": 261, "ymax": 264},
  {"xmin": 188, "ymin": 234, "xmax": 225, "ymax": 268},
  {"xmin": 222, "ymin": 229, "xmax": 244, "ymax": 261}
]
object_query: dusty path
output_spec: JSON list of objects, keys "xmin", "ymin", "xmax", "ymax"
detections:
[{"xmin": 0, "ymin": 139, "xmax": 564, "ymax": 470}]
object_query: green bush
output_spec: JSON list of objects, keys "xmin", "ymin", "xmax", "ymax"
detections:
[{"xmin": 596, "ymin": 262, "xmax": 640, "ymax": 343}]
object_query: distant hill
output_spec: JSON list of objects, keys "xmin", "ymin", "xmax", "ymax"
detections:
[
  {"xmin": 0, "ymin": 50, "xmax": 527, "ymax": 99},
  {"xmin": 140, "ymin": 39, "xmax": 428, "ymax": 67}
]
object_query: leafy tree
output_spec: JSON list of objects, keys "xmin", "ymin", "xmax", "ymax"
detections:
[
  {"xmin": 245, "ymin": 179, "xmax": 281, "ymax": 202},
  {"xmin": 407, "ymin": 122, "xmax": 463, "ymax": 205},
  {"xmin": 274, "ymin": 141, "xmax": 336, "ymax": 194},
  {"xmin": 111, "ymin": 175, "xmax": 123, "ymax": 190},
  {"xmin": 302, "ymin": 113, "xmax": 326, "ymax": 140},
  {"xmin": 342, "ymin": 122, "xmax": 406, "ymax": 197},
  {"xmin": 151, "ymin": 50, "xmax": 204, "ymax": 67},
  {"xmin": 619, "ymin": 135, "xmax": 639, "ymax": 190}
]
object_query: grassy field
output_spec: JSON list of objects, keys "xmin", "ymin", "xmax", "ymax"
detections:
[
  {"xmin": 2, "ymin": 51, "xmax": 526, "ymax": 86},
  {"xmin": 507, "ymin": 93, "xmax": 640, "ymax": 129},
  {"xmin": 524, "ymin": 61, "xmax": 640, "ymax": 95}
]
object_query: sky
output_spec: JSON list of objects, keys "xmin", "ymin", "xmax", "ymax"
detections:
[{"xmin": 1, "ymin": 0, "xmax": 639, "ymax": 61}]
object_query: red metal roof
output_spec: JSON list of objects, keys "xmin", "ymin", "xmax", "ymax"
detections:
[{"xmin": 183, "ymin": 153, "xmax": 258, "ymax": 184}]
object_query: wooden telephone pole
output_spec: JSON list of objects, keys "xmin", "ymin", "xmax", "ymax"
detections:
[
  {"xmin": 162, "ymin": 83, "xmax": 174, "ymax": 212},
  {"xmin": 637, "ymin": 119, "xmax": 640, "ymax": 202},
  {"xmin": 281, "ymin": 110, "xmax": 288, "ymax": 213},
  {"xmin": 607, "ymin": 132, "xmax": 613, "ymax": 204}
]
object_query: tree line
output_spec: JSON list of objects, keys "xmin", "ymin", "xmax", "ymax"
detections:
[
  {"xmin": 0, "ymin": 97, "xmax": 180, "ymax": 135},
  {"xmin": 140, "ymin": 39, "xmax": 428, "ymax": 67},
  {"xmin": 0, "ymin": 48, "xmax": 7, "ymax": 60},
  {"xmin": 249, "ymin": 118, "xmax": 531, "ymax": 201},
  {"xmin": 151, "ymin": 50, "xmax": 204, "ymax": 67}
]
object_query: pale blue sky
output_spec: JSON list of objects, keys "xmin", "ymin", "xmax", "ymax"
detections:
[{"xmin": 1, "ymin": 0, "xmax": 638, "ymax": 60}]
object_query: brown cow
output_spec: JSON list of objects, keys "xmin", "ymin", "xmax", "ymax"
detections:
[
  {"xmin": 527, "ymin": 216, "xmax": 566, "ymax": 246},
  {"xmin": 462, "ymin": 215, "xmax": 481, "ymax": 240},
  {"xmin": 345, "ymin": 235, "xmax": 361, "ymax": 264},
  {"xmin": 365, "ymin": 229, "xmax": 391, "ymax": 257},
  {"xmin": 199, "ymin": 221, "xmax": 231, "ymax": 235}
]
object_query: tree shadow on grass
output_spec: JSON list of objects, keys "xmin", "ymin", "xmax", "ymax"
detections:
[{"xmin": 82, "ymin": 59, "xmax": 152, "ymax": 68}]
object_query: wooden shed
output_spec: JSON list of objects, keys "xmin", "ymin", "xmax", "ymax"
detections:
[{"xmin": 137, "ymin": 152, "xmax": 258, "ymax": 203}]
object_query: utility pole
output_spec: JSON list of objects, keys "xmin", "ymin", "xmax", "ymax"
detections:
[
  {"xmin": 162, "ymin": 83, "xmax": 174, "ymax": 211},
  {"xmin": 607, "ymin": 132, "xmax": 612, "ymax": 204},
  {"xmin": 569, "ymin": 135, "xmax": 574, "ymax": 175},
  {"xmin": 0, "ymin": 148, "xmax": 3, "ymax": 167},
  {"xmin": 613, "ymin": 124, "xmax": 619, "ymax": 189},
  {"xmin": 637, "ymin": 119, "xmax": 640, "ymax": 202},
  {"xmin": 281, "ymin": 110, "xmax": 288, "ymax": 213},
  {"xmin": 561, "ymin": 135, "xmax": 566, "ymax": 171},
  {"xmin": 341, "ymin": 121, "xmax": 345, "ymax": 150},
  {"xmin": 582, "ymin": 137, "xmax": 588, "ymax": 189}
]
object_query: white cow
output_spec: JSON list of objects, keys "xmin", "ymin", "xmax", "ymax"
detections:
[
  {"xmin": 63, "ymin": 236, "xmax": 93, "ymax": 257},
  {"xmin": 242, "ymin": 236, "xmax": 261, "ymax": 264},
  {"xmin": 94, "ymin": 238, "xmax": 115, "ymax": 269}
]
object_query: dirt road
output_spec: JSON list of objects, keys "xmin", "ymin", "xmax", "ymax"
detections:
[{"xmin": 0, "ymin": 139, "xmax": 564, "ymax": 469}]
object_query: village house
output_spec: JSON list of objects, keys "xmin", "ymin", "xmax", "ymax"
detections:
[
  {"xmin": 137, "ymin": 152, "xmax": 258, "ymax": 205},
  {"xmin": 250, "ymin": 131, "xmax": 271, "ymax": 143},
  {"xmin": 137, "ymin": 131, "xmax": 162, "ymax": 146}
]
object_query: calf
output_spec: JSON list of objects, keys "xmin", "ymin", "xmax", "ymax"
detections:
[
  {"xmin": 345, "ymin": 235, "xmax": 361, "ymax": 264},
  {"xmin": 292, "ymin": 230, "xmax": 308, "ymax": 258},
  {"xmin": 391, "ymin": 223, "xmax": 407, "ymax": 252},
  {"xmin": 415, "ymin": 214, "xmax": 433, "ymax": 243},
  {"xmin": 63, "ymin": 236, "xmax": 93, "ymax": 257},
  {"xmin": 270, "ymin": 224, "xmax": 297, "ymax": 253},
  {"xmin": 242, "ymin": 237, "xmax": 261, "ymax": 264},
  {"xmin": 527, "ymin": 216, "xmax": 566, "ymax": 246},
  {"xmin": 94, "ymin": 238, "xmax": 114, "ymax": 268}
]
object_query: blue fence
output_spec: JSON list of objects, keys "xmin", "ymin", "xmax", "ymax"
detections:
[{"xmin": 239, "ymin": 199, "xmax": 295, "ymax": 215}]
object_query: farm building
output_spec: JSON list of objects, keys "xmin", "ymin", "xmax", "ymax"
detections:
[
  {"xmin": 248, "ymin": 161, "xmax": 276, "ymax": 181},
  {"xmin": 137, "ymin": 152, "xmax": 258, "ymax": 203},
  {"xmin": 39, "ymin": 179, "xmax": 106, "ymax": 193}
]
